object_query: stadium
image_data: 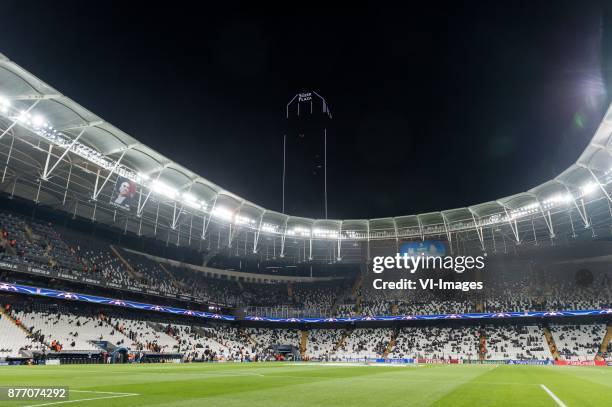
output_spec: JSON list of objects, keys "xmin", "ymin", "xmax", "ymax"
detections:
[{"xmin": 1, "ymin": 3, "xmax": 612, "ymax": 407}]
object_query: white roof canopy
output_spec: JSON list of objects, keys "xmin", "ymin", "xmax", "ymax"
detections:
[{"xmin": 1, "ymin": 52, "xmax": 611, "ymax": 253}]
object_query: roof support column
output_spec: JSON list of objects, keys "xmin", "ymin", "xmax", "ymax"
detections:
[
  {"xmin": 136, "ymin": 187, "xmax": 142, "ymax": 217},
  {"xmin": 416, "ymin": 215, "xmax": 424, "ymax": 241},
  {"xmin": 579, "ymin": 197, "xmax": 590, "ymax": 228},
  {"xmin": 229, "ymin": 202, "xmax": 246, "ymax": 248},
  {"xmin": 392, "ymin": 218, "xmax": 399, "ymax": 252},
  {"xmin": 530, "ymin": 194, "xmax": 555, "ymax": 239},
  {"xmin": 558, "ymin": 181, "xmax": 589, "ymax": 228},
  {"xmin": 62, "ymin": 163, "xmax": 72, "ymax": 206},
  {"xmin": 9, "ymin": 176, "xmax": 17, "ymax": 198},
  {"xmin": 202, "ymin": 193, "xmax": 219, "ymax": 239},
  {"xmin": 42, "ymin": 128, "xmax": 85, "ymax": 180},
  {"xmin": 337, "ymin": 220, "xmax": 343, "ymax": 261},
  {"xmin": 440, "ymin": 212, "xmax": 453, "ymax": 255},
  {"xmin": 171, "ymin": 201, "xmax": 185, "ymax": 231},
  {"xmin": 201, "ymin": 217, "xmax": 209, "ymax": 244},
  {"xmin": 279, "ymin": 217, "xmax": 289, "ymax": 258},
  {"xmin": 2, "ymin": 134, "xmax": 15, "ymax": 183},
  {"xmin": 35, "ymin": 179, "xmax": 42, "ymax": 204},
  {"xmin": 584, "ymin": 167, "xmax": 612, "ymax": 203},
  {"xmin": 468, "ymin": 208, "xmax": 486, "ymax": 251},
  {"xmin": 171, "ymin": 180, "xmax": 199, "ymax": 230},
  {"xmin": 531, "ymin": 217, "xmax": 538, "ymax": 246},
  {"xmin": 42, "ymin": 144, "xmax": 53, "ymax": 182},
  {"xmin": 137, "ymin": 170, "xmax": 164, "ymax": 217},
  {"xmin": 568, "ymin": 210, "xmax": 577, "ymax": 238},
  {"xmin": 92, "ymin": 150, "xmax": 127, "ymax": 200},
  {"xmin": 498, "ymin": 202, "xmax": 520, "ymax": 244},
  {"xmin": 253, "ymin": 211, "xmax": 265, "ymax": 253},
  {"xmin": 154, "ymin": 201, "xmax": 160, "ymax": 236},
  {"xmin": 308, "ymin": 236, "xmax": 313, "ymax": 261},
  {"xmin": 92, "ymin": 169, "xmax": 100, "ymax": 201},
  {"xmin": 543, "ymin": 210, "xmax": 555, "ymax": 239}
]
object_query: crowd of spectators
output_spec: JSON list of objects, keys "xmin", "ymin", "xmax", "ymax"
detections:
[
  {"xmin": 0, "ymin": 210, "xmax": 611, "ymax": 320},
  {"xmin": 1, "ymin": 297, "xmax": 610, "ymax": 363}
]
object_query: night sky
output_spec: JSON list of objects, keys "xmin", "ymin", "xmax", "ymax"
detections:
[{"xmin": 2, "ymin": 1, "xmax": 612, "ymax": 219}]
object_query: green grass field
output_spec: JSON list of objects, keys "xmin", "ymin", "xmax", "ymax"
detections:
[{"xmin": 0, "ymin": 362, "xmax": 610, "ymax": 406}]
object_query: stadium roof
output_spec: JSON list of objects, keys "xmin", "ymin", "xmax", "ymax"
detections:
[{"xmin": 1, "ymin": 52, "xmax": 611, "ymax": 259}]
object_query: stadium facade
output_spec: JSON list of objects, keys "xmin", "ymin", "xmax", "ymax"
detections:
[
  {"xmin": 0, "ymin": 53, "xmax": 610, "ymax": 370},
  {"xmin": 1, "ymin": 52, "xmax": 612, "ymax": 264}
]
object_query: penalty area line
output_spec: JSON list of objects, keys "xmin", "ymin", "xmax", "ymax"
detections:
[{"xmin": 540, "ymin": 384, "xmax": 567, "ymax": 407}]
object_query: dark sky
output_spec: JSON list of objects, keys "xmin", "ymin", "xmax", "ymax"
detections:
[{"xmin": 2, "ymin": 1, "xmax": 611, "ymax": 219}]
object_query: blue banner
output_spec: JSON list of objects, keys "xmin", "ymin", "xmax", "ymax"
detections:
[
  {"xmin": 245, "ymin": 308, "xmax": 612, "ymax": 323},
  {"xmin": 0, "ymin": 281, "xmax": 234, "ymax": 321},
  {"xmin": 1, "ymin": 281, "xmax": 611, "ymax": 324}
]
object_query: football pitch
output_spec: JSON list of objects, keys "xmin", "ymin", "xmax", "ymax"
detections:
[{"xmin": 0, "ymin": 362, "xmax": 610, "ymax": 406}]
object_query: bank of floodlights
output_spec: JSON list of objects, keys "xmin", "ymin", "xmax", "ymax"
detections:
[{"xmin": 0, "ymin": 96, "xmax": 10, "ymax": 113}]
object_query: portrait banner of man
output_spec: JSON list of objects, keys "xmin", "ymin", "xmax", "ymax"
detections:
[{"xmin": 110, "ymin": 176, "xmax": 137, "ymax": 211}]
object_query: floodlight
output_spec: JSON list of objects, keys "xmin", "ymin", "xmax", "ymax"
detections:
[
  {"xmin": 0, "ymin": 95, "xmax": 10, "ymax": 113},
  {"xmin": 184, "ymin": 201, "xmax": 201, "ymax": 210},
  {"xmin": 182, "ymin": 193, "xmax": 202, "ymax": 209},
  {"xmin": 261, "ymin": 223, "xmax": 279, "ymax": 233},
  {"xmin": 31, "ymin": 114, "xmax": 46, "ymax": 128},
  {"xmin": 235, "ymin": 214, "xmax": 254, "ymax": 225},
  {"xmin": 212, "ymin": 206, "xmax": 233, "ymax": 220},
  {"xmin": 581, "ymin": 182, "xmax": 597, "ymax": 195},
  {"xmin": 152, "ymin": 180, "xmax": 177, "ymax": 198},
  {"xmin": 313, "ymin": 228, "xmax": 338, "ymax": 238},
  {"xmin": 182, "ymin": 192, "xmax": 197, "ymax": 202},
  {"xmin": 290, "ymin": 226, "xmax": 311, "ymax": 237},
  {"xmin": 17, "ymin": 110, "xmax": 30, "ymax": 123}
]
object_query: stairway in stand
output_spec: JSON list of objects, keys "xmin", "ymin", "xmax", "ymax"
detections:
[
  {"xmin": 596, "ymin": 324, "xmax": 612, "ymax": 361},
  {"xmin": 478, "ymin": 327, "xmax": 486, "ymax": 361},
  {"xmin": 382, "ymin": 328, "xmax": 398, "ymax": 358},
  {"xmin": 299, "ymin": 330, "xmax": 309, "ymax": 360},
  {"xmin": 543, "ymin": 326, "xmax": 560, "ymax": 360},
  {"xmin": 333, "ymin": 330, "xmax": 350, "ymax": 352},
  {"xmin": 110, "ymin": 245, "xmax": 140, "ymax": 280}
]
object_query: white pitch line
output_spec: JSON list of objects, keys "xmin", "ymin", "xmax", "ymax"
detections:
[
  {"xmin": 70, "ymin": 390, "xmax": 139, "ymax": 395},
  {"xmin": 23, "ymin": 391, "xmax": 139, "ymax": 407},
  {"xmin": 540, "ymin": 384, "xmax": 568, "ymax": 407}
]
